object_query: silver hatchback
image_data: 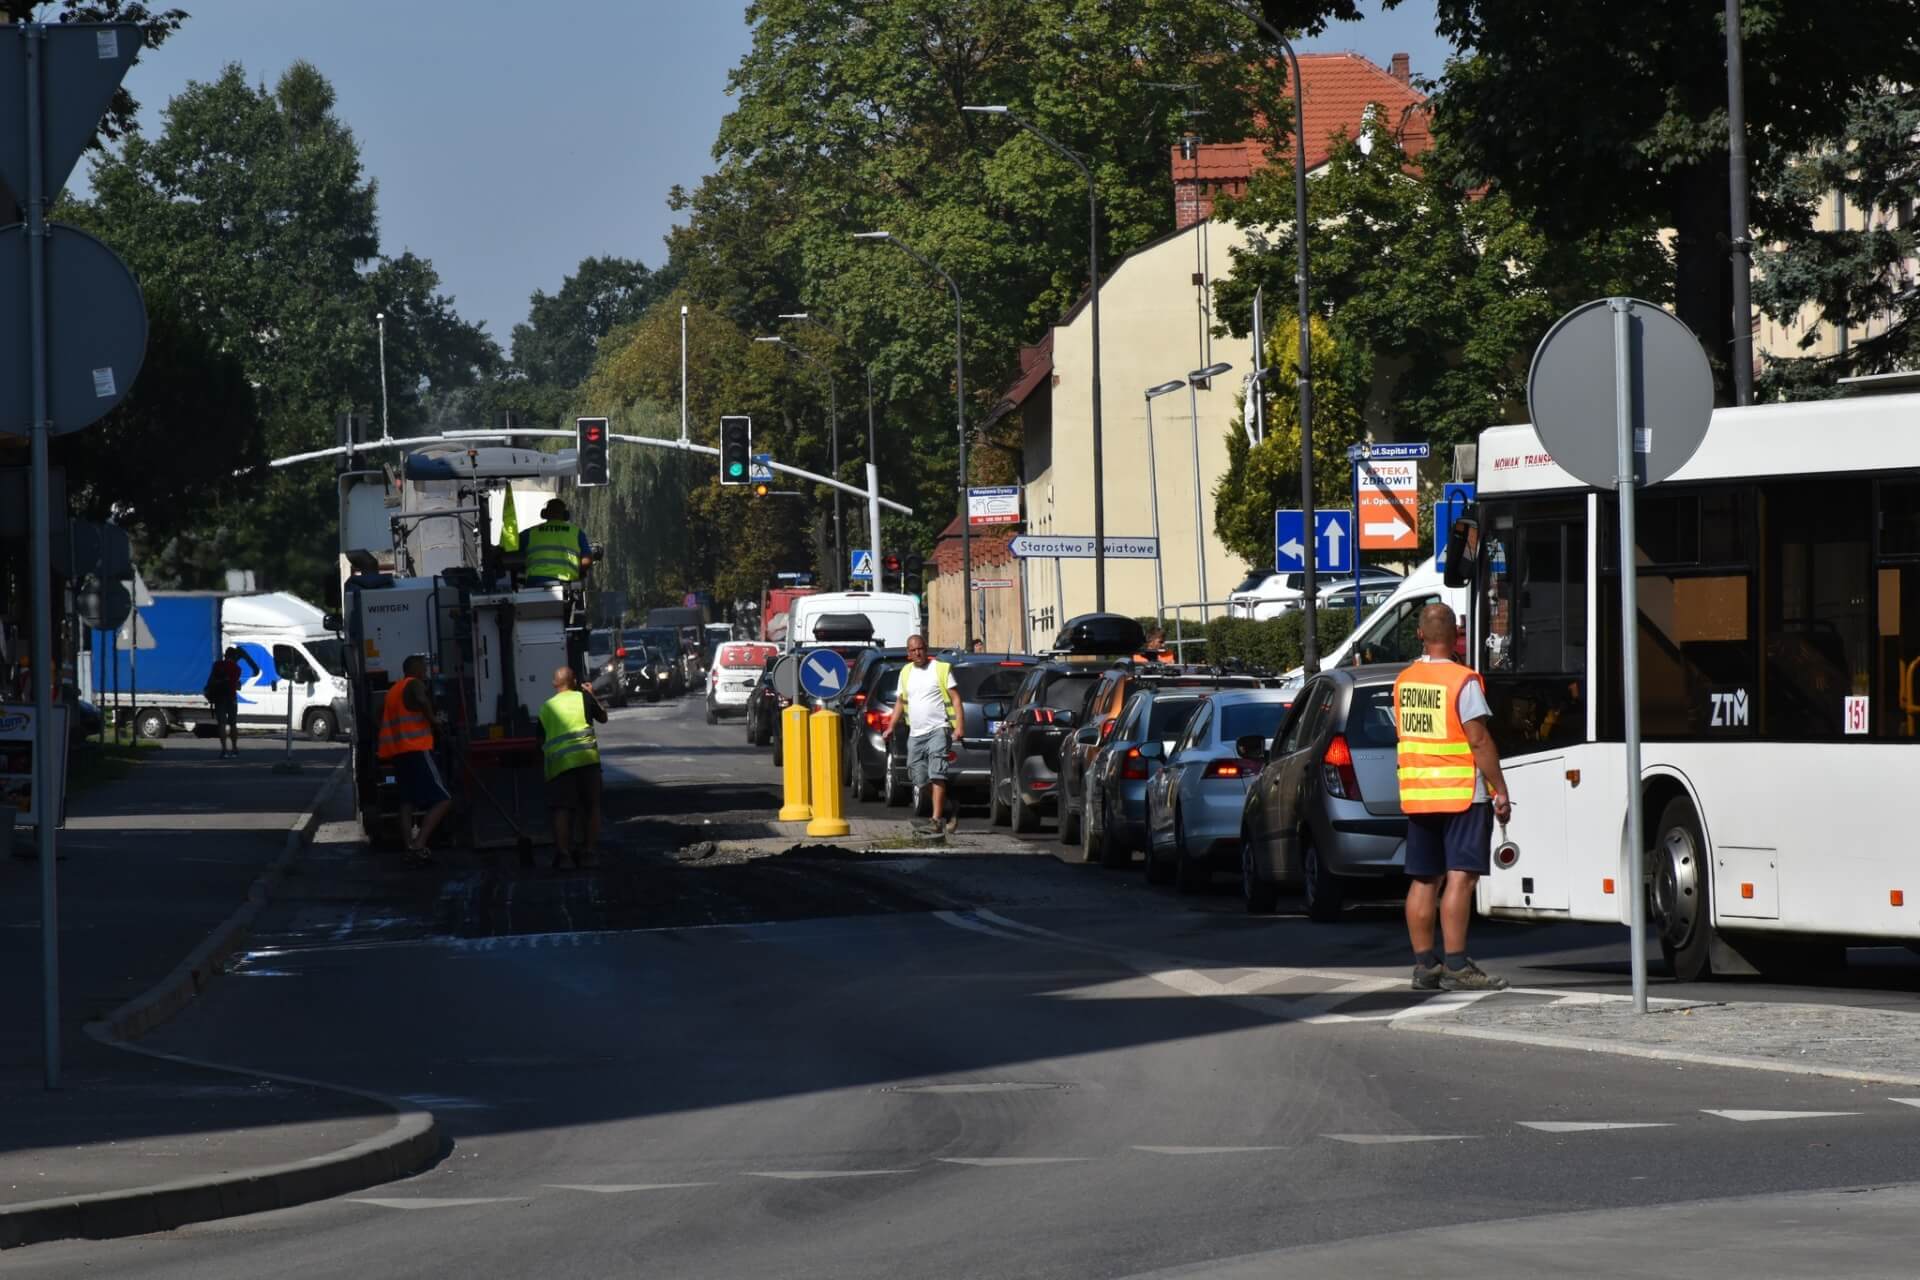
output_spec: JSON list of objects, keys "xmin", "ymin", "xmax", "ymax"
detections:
[{"xmin": 1240, "ymin": 665, "xmax": 1408, "ymax": 920}]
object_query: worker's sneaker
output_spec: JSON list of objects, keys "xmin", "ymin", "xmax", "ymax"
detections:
[
  {"xmin": 1439, "ymin": 959, "xmax": 1509, "ymax": 991},
  {"xmin": 910, "ymin": 819, "xmax": 938, "ymax": 836},
  {"xmin": 943, "ymin": 815, "xmax": 959, "ymax": 835},
  {"xmin": 1410, "ymin": 962, "xmax": 1444, "ymax": 991}
]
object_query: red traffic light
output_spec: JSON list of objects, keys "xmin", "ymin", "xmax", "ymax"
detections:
[
  {"xmin": 586, "ymin": 424, "xmax": 603, "ymax": 442},
  {"xmin": 883, "ymin": 554, "xmax": 901, "ymax": 572}
]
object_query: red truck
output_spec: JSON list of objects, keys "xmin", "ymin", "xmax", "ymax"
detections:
[{"xmin": 759, "ymin": 587, "xmax": 816, "ymax": 645}]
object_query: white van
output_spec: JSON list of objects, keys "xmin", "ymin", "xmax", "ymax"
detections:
[
  {"xmin": 786, "ymin": 591, "xmax": 920, "ymax": 649},
  {"xmin": 1277, "ymin": 555, "xmax": 1466, "ymax": 696}
]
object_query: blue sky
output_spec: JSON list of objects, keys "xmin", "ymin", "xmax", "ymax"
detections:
[{"xmin": 98, "ymin": 1, "xmax": 1446, "ymax": 352}]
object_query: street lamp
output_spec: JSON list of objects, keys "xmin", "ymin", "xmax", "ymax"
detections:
[
  {"xmin": 1144, "ymin": 380, "xmax": 1186, "ymax": 622},
  {"xmin": 375, "ymin": 311, "xmax": 390, "ymax": 442},
  {"xmin": 1186, "ymin": 362, "xmax": 1233, "ymax": 622},
  {"xmin": 963, "ymin": 104, "xmax": 1109, "ymax": 611},
  {"xmin": 853, "ymin": 230, "xmax": 974, "ymax": 648},
  {"xmin": 780, "ymin": 311, "xmax": 881, "ymax": 587},
  {"xmin": 1211, "ymin": 0, "xmax": 1320, "ymax": 669},
  {"xmin": 755, "ymin": 335, "xmax": 843, "ymax": 587}
]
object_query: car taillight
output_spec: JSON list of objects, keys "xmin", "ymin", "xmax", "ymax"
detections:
[
  {"xmin": 1099, "ymin": 717, "xmax": 1117, "ymax": 741},
  {"xmin": 1203, "ymin": 759, "xmax": 1249, "ymax": 780},
  {"xmin": 1120, "ymin": 747, "xmax": 1149, "ymax": 780},
  {"xmin": 864, "ymin": 708, "xmax": 889, "ymax": 732},
  {"xmin": 615, "ymin": 647, "xmax": 626, "ymax": 657},
  {"xmin": 851, "ymin": 691, "xmax": 867, "ymax": 707},
  {"xmin": 1322, "ymin": 733, "xmax": 1362, "ymax": 800}
]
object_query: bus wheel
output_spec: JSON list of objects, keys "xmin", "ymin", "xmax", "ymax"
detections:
[{"xmin": 1652, "ymin": 796, "xmax": 1712, "ymax": 983}]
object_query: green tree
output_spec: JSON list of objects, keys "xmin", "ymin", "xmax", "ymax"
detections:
[
  {"xmin": 1755, "ymin": 83, "xmax": 1920, "ymax": 396},
  {"xmin": 1212, "ymin": 313, "xmax": 1355, "ymax": 564},
  {"xmin": 510, "ymin": 255, "xmax": 678, "ymax": 388}
]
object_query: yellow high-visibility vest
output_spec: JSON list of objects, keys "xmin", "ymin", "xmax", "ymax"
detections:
[
  {"xmin": 538, "ymin": 689, "xmax": 601, "ymax": 780},
  {"xmin": 524, "ymin": 520, "xmax": 582, "ymax": 582}
]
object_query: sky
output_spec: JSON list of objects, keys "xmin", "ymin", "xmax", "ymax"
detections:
[{"xmin": 90, "ymin": 0, "xmax": 1447, "ymax": 355}]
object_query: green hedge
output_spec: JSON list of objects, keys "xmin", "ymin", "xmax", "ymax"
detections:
[{"xmin": 1184, "ymin": 609, "xmax": 1357, "ymax": 673}]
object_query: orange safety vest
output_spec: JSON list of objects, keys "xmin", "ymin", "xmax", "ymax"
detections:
[
  {"xmin": 1392, "ymin": 659, "xmax": 1481, "ymax": 814},
  {"xmin": 377, "ymin": 676, "xmax": 435, "ymax": 759}
]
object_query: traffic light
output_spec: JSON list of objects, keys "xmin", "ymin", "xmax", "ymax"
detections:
[
  {"xmin": 576, "ymin": 417, "xmax": 610, "ymax": 487},
  {"xmin": 719, "ymin": 415, "xmax": 752, "ymax": 485},
  {"xmin": 753, "ymin": 482, "xmax": 769, "ymax": 497},
  {"xmin": 903, "ymin": 553, "xmax": 924, "ymax": 596},
  {"xmin": 883, "ymin": 553, "xmax": 902, "ymax": 592}
]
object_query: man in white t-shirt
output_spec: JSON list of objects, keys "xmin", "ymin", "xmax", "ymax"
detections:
[{"xmin": 894, "ymin": 635, "xmax": 964, "ymax": 836}]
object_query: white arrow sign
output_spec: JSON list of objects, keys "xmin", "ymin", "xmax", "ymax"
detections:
[
  {"xmin": 803, "ymin": 655, "xmax": 844, "ymax": 693},
  {"xmin": 1320, "ymin": 517, "xmax": 1344, "ymax": 565},
  {"xmin": 1278, "ymin": 537, "xmax": 1304, "ymax": 562},
  {"xmin": 1364, "ymin": 517, "xmax": 1412, "ymax": 540}
]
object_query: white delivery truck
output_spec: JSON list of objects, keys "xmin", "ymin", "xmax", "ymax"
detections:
[
  {"xmin": 786, "ymin": 591, "xmax": 920, "ymax": 649},
  {"xmin": 83, "ymin": 590, "xmax": 351, "ymax": 741},
  {"xmin": 1274, "ymin": 555, "xmax": 1468, "ymax": 698}
]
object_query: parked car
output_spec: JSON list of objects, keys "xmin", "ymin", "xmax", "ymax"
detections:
[
  {"xmin": 989, "ymin": 663, "xmax": 1104, "ymax": 832},
  {"xmin": 1227, "ymin": 567, "xmax": 1403, "ymax": 620},
  {"xmin": 843, "ymin": 655, "xmax": 909, "ymax": 803},
  {"xmin": 939, "ymin": 652, "xmax": 1042, "ymax": 801},
  {"xmin": 745, "ymin": 656, "xmax": 783, "ymax": 746},
  {"xmin": 1079, "ymin": 686, "xmax": 1210, "ymax": 868},
  {"xmin": 835, "ymin": 646, "xmax": 909, "ymax": 784},
  {"xmin": 1241, "ymin": 665, "xmax": 1406, "ymax": 920},
  {"xmin": 707, "ymin": 641, "xmax": 778, "ymax": 723},
  {"xmin": 1143, "ymin": 689, "xmax": 1293, "ymax": 893},
  {"xmin": 1315, "ymin": 578, "xmax": 1400, "ymax": 614}
]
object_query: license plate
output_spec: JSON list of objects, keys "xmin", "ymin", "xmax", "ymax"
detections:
[{"xmin": 987, "ymin": 720, "xmax": 1002, "ymax": 735}]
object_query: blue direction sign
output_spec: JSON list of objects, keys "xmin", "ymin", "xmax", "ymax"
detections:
[
  {"xmin": 798, "ymin": 648, "xmax": 850, "ymax": 700},
  {"xmin": 1273, "ymin": 509, "xmax": 1354, "ymax": 575},
  {"xmin": 1346, "ymin": 441, "xmax": 1431, "ymax": 462},
  {"xmin": 1436, "ymin": 482, "xmax": 1476, "ymax": 572}
]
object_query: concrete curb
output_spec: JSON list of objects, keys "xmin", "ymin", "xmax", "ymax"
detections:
[
  {"xmin": 0, "ymin": 759, "xmax": 445, "ymax": 1250},
  {"xmin": 1396, "ymin": 1015, "xmax": 1920, "ymax": 1089},
  {"xmin": 93, "ymin": 761, "xmax": 348, "ymax": 1042}
]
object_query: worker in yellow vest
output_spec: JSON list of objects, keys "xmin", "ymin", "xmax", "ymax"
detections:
[
  {"xmin": 377, "ymin": 654, "xmax": 450, "ymax": 864},
  {"xmin": 894, "ymin": 635, "xmax": 963, "ymax": 837},
  {"xmin": 523, "ymin": 499, "xmax": 592, "ymax": 584},
  {"xmin": 1393, "ymin": 602, "xmax": 1511, "ymax": 993},
  {"xmin": 539, "ymin": 664, "xmax": 608, "ymax": 869}
]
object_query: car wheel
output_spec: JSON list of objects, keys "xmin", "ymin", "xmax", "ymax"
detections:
[
  {"xmin": 705, "ymin": 701, "xmax": 717, "ymax": 725},
  {"xmin": 1652, "ymin": 795, "xmax": 1712, "ymax": 982},
  {"xmin": 1010, "ymin": 779, "xmax": 1038, "ymax": 833},
  {"xmin": 989, "ymin": 763, "xmax": 1012, "ymax": 827},
  {"xmin": 1143, "ymin": 814, "xmax": 1173, "ymax": 885},
  {"xmin": 772, "ymin": 730, "xmax": 784, "ymax": 768},
  {"xmin": 302, "ymin": 708, "xmax": 337, "ymax": 743},
  {"xmin": 1174, "ymin": 809, "xmax": 1209, "ymax": 895},
  {"xmin": 855, "ymin": 762, "xmax": 880, "ymax": 803},
  {"xmin": 1242, "ymin": 827, "xmax": 1280, "ymax": 914},
  {"xmin": 913, "ymin": 783, "xmax": 931, "ymax": 819},
  {"xmin": 1302, "ymin": 835, "xmax": 1345, "ymax": 923},
  {"xmin": 1081, "ymin": 791, "xmax": 1106, "ymax": 865},
  {"xmin": 134, "ymin": 708, "xmax": 169, "ymax": 740},
  {"xmin": 1058, "ymin": 792, "xmax": 1080, "ymax": 846},
  {"xmin": 1097, "ymin": 794, "xmax": 1132, "ymax": 870}
]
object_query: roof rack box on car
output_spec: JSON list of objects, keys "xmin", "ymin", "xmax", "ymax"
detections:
[{"xmin": 810, "ymin": 613, "xmax": 877, "ymax": 644}]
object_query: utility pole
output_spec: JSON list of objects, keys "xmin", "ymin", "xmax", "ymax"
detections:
[{"xmin": 1725, "ymin": 0, "xmax": 1755, "ymax": 405}]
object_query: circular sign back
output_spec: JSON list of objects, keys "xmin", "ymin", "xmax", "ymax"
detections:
[
  {"xmin": 771, "ymin": 653, "xmax": 801, "ymax": 702},
  {"xmin": 1526, "ymin": 297, "xmax": 1714, "ymax": 489},
  {"xmin": 0, "ymin": 222, "xmax": 149, "ymax": 435}
]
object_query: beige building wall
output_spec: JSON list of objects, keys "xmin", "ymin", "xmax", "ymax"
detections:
[
  {"xmin": 1024, "ymin": 221, "xmax": 1257, "ymax": 650},
  {"xmin": 1754, "ymin": 189, "xmax": 1915, "ymax": 366}
]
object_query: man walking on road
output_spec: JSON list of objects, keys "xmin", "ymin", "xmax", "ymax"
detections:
[
  {"xmin": 539, "ymin": 665, "xmax": 607, "ymax": 869},
  {"xmin": 1394, "ymin": 603, "xmax": 1511, "ymax": 992},
  {"xmin": 895, "ymin": 634, "xmax": 963, "ymax": 837},
  {"xmin": 204, "ymin": 646, "xmax": 260, "ymax": 759},
  {"xmin": 377, "ymin": 654, "xmax": 451, "ymax": 864}
]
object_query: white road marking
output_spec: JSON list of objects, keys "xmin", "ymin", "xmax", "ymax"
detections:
[
  {"xmin": 936, "ymin": 1157, "xmax": 1088, "ymax": 1167},
  {"xmin": 1702, "ymin": 1109, "xmax": 1863, "ymax": 1122},
  {"xmin": 744, "ymin": 1169, "xmax": 910, "ymax": 1180},
  {"xmin": 1517, "ymin": 1121, "xmax": 1673, "ymax": 1133},
  {"xmin": 1133, "ymin": 1145, "xmax": 1290, "ymax": 1155},
  {"xmin": 1323, "ymin": 1133, "xmax": 1478, "ymax": 1145},
  {"xmin": 348, "ymin": 1197, "xmax": 521, "ymax": 1210},
  {"xmin": 1891, "ymin": 1099, "xmax": 1920, "ymax": 1109},
  {"xmin": 545, "ymin": 1183, "xmax": 715, "ymax": 1193}
]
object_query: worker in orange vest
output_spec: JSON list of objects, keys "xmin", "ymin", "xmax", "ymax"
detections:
[
  {"xmin": 1133, "ymin": 626, "xmax": 1176, "ymax": 664},
  {"xmin": 1393, "ymin": 603, "xmax": 1511, "ymax": 993},
  {"xmin": 377, "ymin": 654, "xmax": 451, "ymax": 864}
]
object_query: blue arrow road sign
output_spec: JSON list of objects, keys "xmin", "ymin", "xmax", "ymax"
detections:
[
  {"xmin": 849, "ymin": 549, "xmax": 874, "ymax": 581},
  {"xmin": 798, "ymin": 648, "xmax": 850, "ymax": 700},
  {"xmin": 1273, "ymin": 510, "xmax": 1353, "ymax": 575},
  {"xmin": 1436, "ymin": 482, "xmax": 1476, "ymax": 572}
]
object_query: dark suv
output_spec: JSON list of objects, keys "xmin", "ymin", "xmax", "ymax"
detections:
[{"xmin": 989, "ymin": 663, "xmax": 1105, "ymax": 832}]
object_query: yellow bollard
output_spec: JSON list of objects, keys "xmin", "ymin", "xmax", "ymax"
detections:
[
  {"xmin": 778, "ymin": 704, "xmax": 813, "ymax": 822},
  {"xmin": 805, "ymin": 707, "xmax": 849, "ymax": 838}
]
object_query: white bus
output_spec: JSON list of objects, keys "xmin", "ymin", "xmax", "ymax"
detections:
[{"xmin": 1457, "ymin": 389, "xmax": 1920, "ymax": 980}]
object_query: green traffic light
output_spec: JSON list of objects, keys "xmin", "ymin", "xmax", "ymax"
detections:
[{"xmin": 728, "ymin": 462, "xmax": 744, "ymax": 476}]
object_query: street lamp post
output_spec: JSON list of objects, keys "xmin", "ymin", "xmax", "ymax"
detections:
[
  {"xmin": 1213, "ymin": 0, "xmax": 1319, "ymax": 670},
  {"xmin": 1144, "ymin": 380, "xmax": 1186, "ymax": 622},
  {"xmin": 780, "ymin": 312, "xmax": 882, "ymax": 589},
  {"xmin": 1725, "ymin": 0, "xmax": 1755, "ymax": 406},
  {"xmin": 755, "ymin": 336, "xmax": 841, "ymax": 587},
  {"xmin": 854, "ymin": 231, "xmax": 973, "ymax": 648},
  {"xmin": 1186, "ymin": 362, "xmax": 1233, "ymax": 622},
  {"xmin": 963, "ymin": 104, "xmax": 1107, "ymax": 611},
  {"xmin": 376, "ymin": 311, "xmax": 390, "ymax": 442}
]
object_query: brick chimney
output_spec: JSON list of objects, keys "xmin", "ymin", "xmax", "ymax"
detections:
[{"xmin": 1390, "ymin": 52, "xmax": 1411, "ymax": 84}]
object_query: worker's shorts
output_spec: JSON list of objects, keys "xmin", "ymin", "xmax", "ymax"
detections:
[
  {"xmin": 1404, "ymin": 803, "xmax": 1494, "ymax": 878},
  {"xmin": 546, "ymin": 763, "xmax": 602, "ymax": 812},
  {"xmin": 392, "ymin": 750, "xmax": 450, "ymax": 809},
  {"xmin": 208, "ymin": 695, "xmax": 239, "ymax": 729},
  {"xmin": 906, "ymin": 728, "xmax": 950, "ymax": 787}
]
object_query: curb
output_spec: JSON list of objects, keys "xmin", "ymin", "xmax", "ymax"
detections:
[
  {"xmin": 0, "ymin": 759, "xmax": 445, "ymax": 1250},
  {"xmin": 93, "ymin": 761, "xmax": 347, "ymax": 1042},
  {"xmin": 1396, "ymin": 1016, "xmax": 1920, "ymax": 1089}
]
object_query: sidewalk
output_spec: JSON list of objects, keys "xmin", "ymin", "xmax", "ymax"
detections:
[{"xmin": 0, "ymin": 736, "xmax": 433, "ymax": 1248}]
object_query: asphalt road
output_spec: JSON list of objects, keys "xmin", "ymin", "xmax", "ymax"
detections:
[{"xmin": 18, "ymin": 695, "xmax": 1920, "ymax": 1277}]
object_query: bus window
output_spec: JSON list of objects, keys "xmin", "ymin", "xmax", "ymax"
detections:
[
  {"xmin": 1349, "ymin": 594, "xmax": 1439, "ymax": 666},
  {"xmin": 1762, "ymin": 479, "xmax": 1869, "ymax": 739},
  {"xmin": 1481, "ymin": 500, "xmax": 1586, "ymax": 754}
]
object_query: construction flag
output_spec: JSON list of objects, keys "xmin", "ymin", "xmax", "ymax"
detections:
[{"xmin": 499, "ymin": 486, "xmax": 520, "ymax": 551}]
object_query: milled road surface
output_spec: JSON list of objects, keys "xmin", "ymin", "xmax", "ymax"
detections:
[{"xmin": 16, "ymin": 696, "xmax": 1920, "ymax": 1277}]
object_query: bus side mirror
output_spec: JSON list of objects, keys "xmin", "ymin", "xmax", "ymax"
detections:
[
  {"xmin": 1443, "ymin": 511, "xmax": 1479, "ymax": 590},
  {"xmin": 322, "ymin": 612, "xmax": 343, "ymax": 632}
]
